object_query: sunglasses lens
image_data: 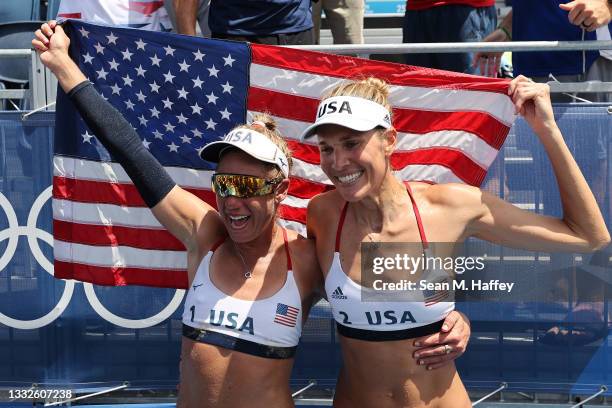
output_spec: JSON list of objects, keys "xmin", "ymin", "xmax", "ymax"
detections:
[{"xmin": 212, "ymin": 174, "xmax": 275, "ymax": 198}]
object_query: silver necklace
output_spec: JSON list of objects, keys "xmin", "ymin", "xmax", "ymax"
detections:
[
  {"xmin": 232, "ymin": 228, "xmax": 279, "ymax": 279},
  {"xmin": 233, "ymin": 243, "xmax": 252, "ymax": 279}
]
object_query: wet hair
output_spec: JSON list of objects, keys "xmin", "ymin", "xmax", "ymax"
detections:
[
  {"xmin": 226, "ymin": 113, "xmax": 293, "ymax": 176},
  {"xmin": 322, "ymin": 77, "xmax": 393, "ymax": 123}
]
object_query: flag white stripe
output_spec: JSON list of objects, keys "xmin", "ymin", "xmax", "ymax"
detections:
[
  {"xmin": 53, "ymin": 198, "xmax": 163, "ymax": 228},
  {"xmin": 54, "ymin": 156, "xmax": 213, "ymax": 188},
  {"xmin": 394, "ymin": 130, "xmax": 499, "ymax": 168},
  {"xmin": 290, "ymin": 158, "xmax": 332, "ymax": 185},
  {"xmin": 54, "ymin": 239, "xmax": 187, "ymax": 269},
  {"xmin": 54, "ymin": 155, "xmax": 333, "ymax": 190},
  {"xmin": 250, "ymin": 64, "xmax": 515, "ymax": 125},
  {"xmin": 393, "ymin": 165, "xmax": 465, "ymax": 184},
  {"xmin": 283, "ymin": 195, "xmax": 310, "ymax": 209},
  {"xmin": 278, "ymin": 219, "xmax": 306, "ymax": 236}
]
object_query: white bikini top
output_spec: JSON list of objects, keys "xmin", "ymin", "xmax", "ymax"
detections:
[
  {"xmin": 182, "ymin": 229, "xmax": 303, "ymax": 358},
  {"xmin": 325, "ymin": 183, "xmax": 454, "ymax": 341}
]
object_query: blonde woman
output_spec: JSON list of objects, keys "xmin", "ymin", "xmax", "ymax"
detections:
[{"xmin": 305, "ymin": 76, "xmax": 610, "ymax": 407}]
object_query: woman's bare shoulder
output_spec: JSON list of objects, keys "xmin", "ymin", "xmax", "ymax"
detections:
[
  {"xmin": 409, "ymin": 181, "xmax": 482, "ymax": 208},
  {"xmin": 308, "ymin": 189, "xmax": 344, "ymax": 219}
]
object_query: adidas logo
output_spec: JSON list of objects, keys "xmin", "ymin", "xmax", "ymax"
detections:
[{"xmin": 331, "ymin": 286, "xmax": 347, "ymax": 300}]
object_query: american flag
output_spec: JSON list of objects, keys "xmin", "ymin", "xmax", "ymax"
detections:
[
  {"xmin": 424, "ymin": 286, "xmax": 450, "ymax": 307},
  {"xmin": 53, "ymin": 20, "xmax": 516, "ymax": 289},
  {"xmin": 273, "ymin": 303, "xmax": 300, "ymax": 328}
]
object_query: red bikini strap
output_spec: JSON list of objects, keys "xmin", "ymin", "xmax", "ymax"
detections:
[
  {"xmin": 335, "ymin": 202, "xmax": 349, "ymax": 252},
  {"xmin": 405, "ymin": 182, "xmax": 429, "ymax": 249},
  {"xmin": 281, "ymin": 227, "xmax": 292, "ymax": 270}
]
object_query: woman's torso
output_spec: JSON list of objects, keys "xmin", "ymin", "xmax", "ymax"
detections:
[
  {"xmin": 179, "ymin": 228, "xmax": 319, "ymax": 408},
  {"xmin": 312, "ymin": 182, "xmax": 471, "ymax": 407}
]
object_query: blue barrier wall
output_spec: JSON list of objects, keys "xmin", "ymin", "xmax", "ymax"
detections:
[
  {"xmin": 365, "ymin": 0, "xmax": 405, "ymax": 15},
  {"xmin": 0, "ymin": 106, "xmax": 610, "ymax": 395}
]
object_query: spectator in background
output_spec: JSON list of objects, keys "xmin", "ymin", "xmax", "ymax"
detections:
[
  {"xmin": 208, "ymin": 0, "xmax": 314, "ymax": 45},
  {"xmin": 402, "ymin": 0, "xmax": 496, "ymax": 74},
  {"xmin": 164, "ymin": 0, "xmax": 211, "ymax": 37},
  {"xmin": 56, "ymin": 0, "xmax": 172, "ymax": 31},
  {"xmin": 474, "ymin": 0, "xmax": 612, "ymax": 102},
  {"xmin": 312, "ymin": 0, "xmax": 364, "ymax": 44}
]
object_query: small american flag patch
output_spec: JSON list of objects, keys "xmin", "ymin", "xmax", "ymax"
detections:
[
  {"xmin": 424, "ymin": 279, "xmax": 450, "ymax": 306},
  {"xmin": 274, "ymin": 303, "xmax": 299, "ymax": 327}
]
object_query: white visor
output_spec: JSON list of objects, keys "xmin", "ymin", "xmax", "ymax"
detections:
[
  {"xmin": 301, "ymin": 95, "xmax": 392, "ymax": 139},
  {"xmin": 200, "ymin": 128, "xmax": 289, "ymax": 178}
]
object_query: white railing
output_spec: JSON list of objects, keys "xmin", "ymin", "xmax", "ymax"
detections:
[
  {"xmin": 1, "ymin": 40, "xmax": 612, "ymax": 110},
  {"xmin": 296, "ymin": 40, "xmax": 612, "ymax": 54}
]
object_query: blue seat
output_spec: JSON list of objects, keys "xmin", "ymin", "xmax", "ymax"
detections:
[
  {"xmin": 0, "ymin": 0, "xmax": 40, "ymax": 23},
  {"xmin": 0, "ymin": 21, "xmax": 44, "ymax": 85},
  {"xmin": 47, "ymin": 0, "xmax": 62, "ymax": 20}
]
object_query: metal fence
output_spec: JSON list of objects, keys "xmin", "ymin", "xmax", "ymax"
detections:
[{"xmin": 2, "ymin": 40, "xmax": 612, "ymax": 112}]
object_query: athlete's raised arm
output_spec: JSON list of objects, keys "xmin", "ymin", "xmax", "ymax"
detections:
[
  {"xmin": 445, "ymin": 76, "xmax": 610, "ymax": 252},
  {"xmin": 33, "ymin": 21, "xmax": 223, "ymax": 253}
]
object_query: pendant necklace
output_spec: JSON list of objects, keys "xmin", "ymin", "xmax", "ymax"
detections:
[
  {"xmin": 234, "ymin": 246, "xmax": 252, "ymax": 279},
  {"xmin": 233, "ymin": 228, "xmax": 278, "ymax": 279}
]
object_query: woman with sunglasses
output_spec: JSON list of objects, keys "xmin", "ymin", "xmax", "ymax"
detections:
[
  {"xmin": 304, "ymin": 76, "xmax": 610, "ymax": 407},
  {"xmin": 33, "ymin": 21, "xmax": 326, "ymax": 408}
]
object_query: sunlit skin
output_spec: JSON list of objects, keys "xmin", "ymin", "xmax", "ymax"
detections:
[{"xmin": 307, "ymin": 77, "xmax": 610, "ymax": 407}]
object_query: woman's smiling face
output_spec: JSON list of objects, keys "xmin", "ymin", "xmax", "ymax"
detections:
[
  {"xmin": 316, "ymin": 124, "xmax": 394, "ymax": 202},
  {"xmin": 215, "ymin": 150, "xmax": 285, "ymax": 243}
]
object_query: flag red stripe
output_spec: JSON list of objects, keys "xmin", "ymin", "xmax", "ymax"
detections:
[
  {"xmin": 53, "ymin": 176, "xmax": 217, "ymax": 207},
  {"xmin": 274, "ymin": 316, "xmax": 297, "ymax": 324},
  {"xmin": 279, "ymin": 204, "xmax": 307, "ymax": 225},
  {"xmin": 58, "ymin": 12, "xmax": 82, "ymax": 18},
  {"xmin": 54, "ymin": 260, "xmax": 188, "ymax": 289},
  {"xmin": 248, "ymin": 87, "xmax": 316, "ymax": 124},
  {"xmin": 276, "ymin": 314, "xmax": 297, "ymax": 320},
  {"xmin": 286, "ymin": 140, "xmax": 321, "ymax": 165},
  {"xmin": 53, "ymin": 219, "xmax": 185, "ymax": 250},
  {"xmin": 248, "ymin": 87, "xmax": 508, "ymax": 149},
  {"xmin": 288, "ymin": 176, "xmax": 332, "ymax": 198},
  {"xmin": 274, "ymin": 319, "xmax": 296, "ymax": 327},
  {"xmin": 251, "ymin": 45, "xmax": 511, "ymax": 94}
]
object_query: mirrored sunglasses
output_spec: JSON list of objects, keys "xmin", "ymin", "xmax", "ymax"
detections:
[{"xmin": 211, "ymin": 173, "xmax": 284, "ymax": 198}]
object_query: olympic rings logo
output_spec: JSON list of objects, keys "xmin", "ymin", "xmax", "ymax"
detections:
[{"xmin": 0, "ymin": 187, "xmax": 185, "ymax": 330}]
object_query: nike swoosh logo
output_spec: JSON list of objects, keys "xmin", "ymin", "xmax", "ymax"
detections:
[{"xmin": 192, "ymin": 284, "xmax": 204, "ymax": 290}]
